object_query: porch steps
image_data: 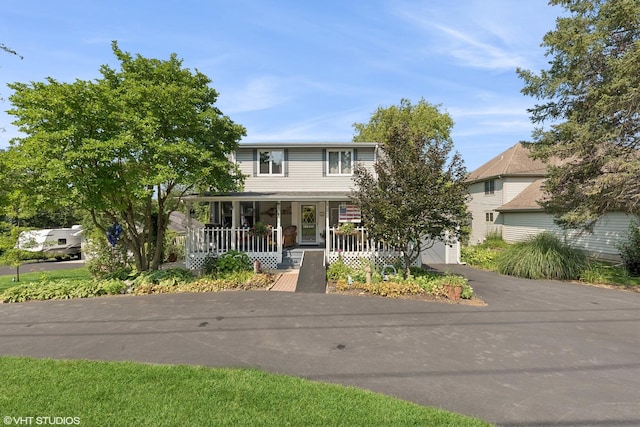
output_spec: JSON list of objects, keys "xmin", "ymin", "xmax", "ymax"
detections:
[{"xmin": 277, "ymin": 248, "xmax": 305, "ymax": 269}]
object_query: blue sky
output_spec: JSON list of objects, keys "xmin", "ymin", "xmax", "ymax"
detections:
[{"xmin": 0, "ymin": 0, "xmax": 561, "ymax": 171}]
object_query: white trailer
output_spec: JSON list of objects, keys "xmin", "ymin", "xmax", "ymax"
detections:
[{"xmin": 17, "ymin": 225, "xmax": 83, "ymax": 259}]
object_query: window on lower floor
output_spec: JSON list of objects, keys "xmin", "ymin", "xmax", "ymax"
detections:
[{"xmin": 485, "ymin": 212, "xmax": 494, "ymax": 222}]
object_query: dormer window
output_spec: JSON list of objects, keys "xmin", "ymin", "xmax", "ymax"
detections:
[
  {"xmin": 328, "ymin": 150, "xmax": 352, "ymax": 175},
  {"xmin": 259, "ymin": 150, "xmax": 284, "ymax": 175}
]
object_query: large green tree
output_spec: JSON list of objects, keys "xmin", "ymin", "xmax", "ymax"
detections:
[
  {"xmin": 518, "ymin": 0, "xmax": 640, "ymax": 228},
  {"xmin": 353, "ymin": 98, "xmax": 454, "ymax": 143},
  {"xmin": 351, "ymin": 100, "xmax": 469, "ymax": 276},
  {"xmin": 6, "ymin": 41, "xmax": 246, "ymax": 271}
]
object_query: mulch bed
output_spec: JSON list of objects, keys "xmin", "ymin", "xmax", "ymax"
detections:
[{"xmin": 325, "ymin": 282, "xmax": 487, "ymax": 306}]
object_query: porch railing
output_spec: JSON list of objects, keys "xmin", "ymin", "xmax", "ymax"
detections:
[
  {"xmin": 187, "ymin": 227, "xmax": 280, "ymax": 255},
  {"xmin": 186, "ymin": 226, "xmax": 281, "ymax": 270},
  {"xmin": 327, "ymin": 226, "xmax": 398, "ymax": 253},
  {"xmin": 185, "ymin": 225, "xmax": 419, "ymax": 270},
  {"xmin": 326, "ymin": 226, "xmax": 419, "ymax": 269}
]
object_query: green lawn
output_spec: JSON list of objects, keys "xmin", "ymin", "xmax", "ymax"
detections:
[
  {"xmin": 0, "ymin": 357, "xmax": 492, "ymax": 427},
  {"xmin": 0, "ymin": 266, "xmax": 92, "ymax": 293}
]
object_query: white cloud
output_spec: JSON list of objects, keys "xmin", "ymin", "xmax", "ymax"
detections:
[
  {"xmin": 219, "ymin": 76, "xmax": 296, "ymax": 114},
  {"xmin": 392, "ymin": 1, "xmax": 550, "ymax": 71},
  {"xmin": 242, "ymin": 108, "xmax": 364, "ymax": 142},
  {"xmin": 429, "ymin": 23, "xmax": 527, "ymax": 70}
]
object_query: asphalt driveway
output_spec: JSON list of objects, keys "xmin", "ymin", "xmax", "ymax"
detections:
[{"xmin": 1, "ymin": 265, "xmax": 639, "ymax": 426}]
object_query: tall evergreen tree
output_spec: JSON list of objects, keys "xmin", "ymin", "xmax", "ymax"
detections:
[{"xmin": 518, "ymin": 0, "xmax": 640, "ymax": 228}]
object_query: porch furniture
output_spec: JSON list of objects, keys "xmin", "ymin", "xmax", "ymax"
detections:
[{"xmin": 283, "ymin": 225, "xmax": 297, "ymax": 247}]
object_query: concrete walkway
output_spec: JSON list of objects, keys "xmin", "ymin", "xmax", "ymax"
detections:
[
  {"xmin": 269, "ymin": 270, "xmax": 299, "ymax": 292},
  {"xmin": 1, "ymin": 265, "xmax": 639, "ymax": 426}
]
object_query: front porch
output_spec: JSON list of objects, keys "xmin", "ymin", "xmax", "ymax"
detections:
[
  {"xmin": 185, "ymin": 225, "xmax": 417, "ymax": 270},
  {"xmin": 181, "ymin": 194, "xmax": 423, "ymax": 270}
]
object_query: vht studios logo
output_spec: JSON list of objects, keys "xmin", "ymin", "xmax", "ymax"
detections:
[{"xmin": 3, "ymin": 416, "xmax": 80, "ymax": 425}]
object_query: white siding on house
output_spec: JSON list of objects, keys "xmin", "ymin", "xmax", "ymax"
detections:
[
  {"xmin": 237, "ymin": 146, "xmax": 376, "ymax": 193},
  {"xmin": 502, "ymin": 211, "xmax": 638, "ymax": 260},
  {"xmin": 503, "ymin": 177, "xmax": 538, "ymax": 204},
  {"xmin": 502, "ymin": 212, "xmax": 557, "ymax": 243},
  {"xmin": 468, "ymin": 179, "xmax": 504, "ymax": 244},
  {"xmin": 564, "ymin": 213, "xmax": 637, "ymax": 260},
  {"xmin": 420, "ymin": 238, "xmax": 461, "ymax": 265}
]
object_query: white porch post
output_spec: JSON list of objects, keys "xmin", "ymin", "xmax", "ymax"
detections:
[
  {"xmin": 276, "ymin": 201, "xmax": 282, "ymax": 255},
  {"xmin": 231, "ymin": 200, "xmax": 239, "ymax": 250},
  {"xmin": 325, "ymin": 200, "xmax": 330, "ymax": 259},
  {"xmin": 185, "ymin": 200, "xmax": 193, "ymax": 268}
]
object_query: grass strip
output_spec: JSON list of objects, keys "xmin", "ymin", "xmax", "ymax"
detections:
[
  {"xmin": 0, "ymin": 267, "xmax": 92, "ymax": 293},
  {"xmin": 0, "ymin": 356, "xmax": 491, "ymax": 427}
]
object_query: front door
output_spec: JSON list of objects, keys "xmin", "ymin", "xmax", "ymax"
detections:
[{"xmin": 301, "ymin": 205, "xmax": 317, "ymax": 243}]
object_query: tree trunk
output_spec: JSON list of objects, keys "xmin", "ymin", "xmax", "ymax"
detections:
[
  {"xmin": 401, "ymin": 241, "xmax": 421, "ymax": 278},
  {"xmin": 402, "ymin": 251, "xmax": 412, "ymax": 278},
  {"xmin": 150, "ymin": 213, "xmax": 166, "ymax": 271}
]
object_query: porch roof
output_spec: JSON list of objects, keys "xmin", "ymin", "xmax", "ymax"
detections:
[{"xmin": 183, "ymin": 191, "xmax": 351, "ymax": 202}]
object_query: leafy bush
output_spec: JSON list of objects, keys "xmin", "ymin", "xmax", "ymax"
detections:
[
  {"xmin": 163, "ymin": 230, "xmax": 185, "ymax": 262},
  {"xmin": 481, "ymin": 231, "xmax": 510, "ymax": 249},
  {"xmin": 131, "ymin": 268, "xmax": 195, "ymax": 288},
  {"xmin": 413, "ymin": 272, "xmax": 474, "ymax": 299},
  {"xmin": 617, "ymin": 222, "xmax": 640, "ymax": 276},
  {"xmin": 1, "ymin": 269, "xmax": 277, "ymax": 302},
  {"xmin": 200, "ymin": 255, "xmax": 218, "ymax": 276},
  {"xmin": 200, "ymin": 251, "xmax": 252, "ymax": 276},
  {"xmin": 326, "ymin": 256, "xmax": 353, "ymax": 281},
  {"xmin": 461, "ymin": 233, "xmax": 507, "ymax": 269},
  {"xmin": 496, "ymin": 232, "xmax": 587, "ymax": 280},
  {"xmin": 216, "ymin": 251, "xmax": 252, "ymax": 273},
  {"xmin": 461, "ymin": 246, "xmax": 499, "ymax": 270},
  {"xmin": 0, "ymin": 279, "xmax": 126, "ymax": 303},
  {"xmin": 132, "ymin": 272, "xmax": 277, "ymax": 294},
  {"xmin": 332, "ymin": 263, "xmax": 474, "ymax": 300},
  {"xmin": 84, "ymin": 228, "xmax": 134, "ymax": 279},
  {"xmin": 335, "ymin": 279, "xmax": 424, "ymax": 297}
]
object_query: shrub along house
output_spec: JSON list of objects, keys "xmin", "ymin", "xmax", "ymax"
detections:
[{"xmin": 182, "ymin": 141, "xmax": 460, "ymax": 270}]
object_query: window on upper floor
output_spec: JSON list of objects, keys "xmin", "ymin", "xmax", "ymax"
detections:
[
  {"xmin": 259, "ymin": 150, "xmax": 284, "ymax": 175},
  {"xmin": 484, "ymin": 179, "xmax": 495, "ymax": 195},
  {"xmin": 328, "ymin": 150, "xmax": 352, "ymax": 175}
]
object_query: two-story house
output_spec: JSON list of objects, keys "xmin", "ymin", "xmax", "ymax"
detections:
[
  {"xmin": 467, "ymin": 143, "xmax": 636, "ymax": 260},
  {"xmin": 466, "ymin": 143, "xmax": 548, "ymax": 244},
  {"xmin": 182, "ymin": 141, "xmax": 460, "ymax": 270}
]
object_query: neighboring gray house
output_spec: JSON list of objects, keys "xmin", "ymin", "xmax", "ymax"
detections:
[
  {"xmin": 183, "ymin": 141, "xmax": 460, "ymax": 270},
  {"xmin": 466, "ymin": 143, "xmax": 549, "ymax": 244},
  {"xmin": 466, "ymin": 143, "xmax": 637, "ymax": 260}
]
